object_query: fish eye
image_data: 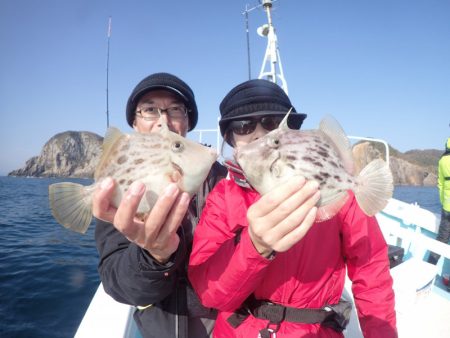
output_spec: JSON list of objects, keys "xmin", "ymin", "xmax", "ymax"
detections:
[
  {"xmin": 267, "ymin": 137, "xmax": 280, "ymax": 149},
  {"xmin": 172, "ymin": 141, "xmax": 185, "ymax": 153}
]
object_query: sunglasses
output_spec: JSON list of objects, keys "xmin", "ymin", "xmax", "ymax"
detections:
[{"xmin": 229, "ymin": 116, "xmax": 284, "ymax": 135}]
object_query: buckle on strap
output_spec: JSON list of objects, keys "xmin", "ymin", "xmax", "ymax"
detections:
[
  {"xmin": 257, "ymin": 302, "xmax": 284, "ymax": 338},
  {"xmin": 322, "ymin": 300, "xmax": 352, "ymax": 332},
  {"xmin": 258, "ymin": 327, "xmax": 277, "ymax": 338},
  {"xmin": 227, "ymin": 298, "xmax": 286, "ymax": 329},
  {"xmin": 227, "ymin": 296, "xmax": 352, "ymax": 332}
]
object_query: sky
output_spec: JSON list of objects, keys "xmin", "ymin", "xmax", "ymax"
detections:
[{"xmin": 1, "ymin": 0, "xmax": 449, "ymax": 176}]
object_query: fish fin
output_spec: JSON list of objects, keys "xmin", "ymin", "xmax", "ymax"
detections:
[
  {"xmin": 354, "ymin": 159, "xmax": 393, "ymax": 216},
  {"xmin": 95, "ymin": 127, "xmax": 124, "ymax": 178},
  {"xmin": 159, "ymin": 119, "xmax": 170, "ymax": 134},
  {"xmin": 319, "ymin": 116, "xmax": 354, "ymax": 175},
  {"xmin": 48, "ymin": 182, "xmax": 94, "ymax": 233},
  {"xmin": 316, "ymin": 191, "xmax": 349, "ymax": 222},
  {"xmin": 162, "ymin": 122, "xmax": 169, "ymax": 132},
  {"xmin": 103, "ymin": 127, "xmax": 123, "ymax": 153},
  {"xmin": 169, "ymin": 170, "xmax": 182, "ymax": 183},
  {"xmin": 279, "ymin": 108, "xmax": 294, "ymax": 130}
]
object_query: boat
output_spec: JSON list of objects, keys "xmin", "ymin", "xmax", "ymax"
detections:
[
  {"xmin": 76, "ymin": 2, "xmax": 450, "ymax": 337},
  {"xmin": 75, "ymin": 189, "xmax": 450, "ymax": 338},
  {"xmin": 342, "ymin": 153, "xmax": 450, "ymax": 337},
  {"xmin": 75, "ymin": 145, "xmax": 450, "ymax": 338}
]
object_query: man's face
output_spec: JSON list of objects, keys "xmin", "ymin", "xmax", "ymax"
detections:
[{"xmin": 133, "ymin": 90, "xmax": 190, "ymax": 137}]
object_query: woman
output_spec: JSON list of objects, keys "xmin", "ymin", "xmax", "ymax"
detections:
[{"xmin": 188, "ymin": 79, "xmax": 397, "ymax": 337}]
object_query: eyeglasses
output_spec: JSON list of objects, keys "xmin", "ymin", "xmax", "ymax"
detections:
[
  {"xmin": 136, "ymin": 104, "xmax": 188, "ymax": 121},
  {"xmin": 229, "ymin": 116, "xmax": 284, "ymax": 135}
]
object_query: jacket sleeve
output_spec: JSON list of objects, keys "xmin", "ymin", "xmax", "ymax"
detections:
[
  {"xmin": 438, "ymin": 158, "xmax": 444, "ymax": 205},
  {"xmin": 95, "ymin": 219, "xmax": 185, "ymax": 307},
  {"xmin": 95, "ymin": 162, "xmax": 227, "ymax": 308},
  {"xmin": 340, "ymin": 193, "xmax": 398, "ymax": 338},
  {"xmin": 188, "ymin": 181, "xmax": 271, "ymax": 312}
]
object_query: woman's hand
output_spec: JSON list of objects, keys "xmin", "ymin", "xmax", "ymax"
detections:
[{"xmin": 247, "ymin": 176, "xmax": 320, "ymax": 257}]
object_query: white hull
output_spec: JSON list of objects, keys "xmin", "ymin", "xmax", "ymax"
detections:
[
  {"xmin": 75, "ymin": 284, "xmax": 139, "ymax": 338},
  {"xmin": 76, "ymin": 197, "xmax": 450, "ymax": 338}
]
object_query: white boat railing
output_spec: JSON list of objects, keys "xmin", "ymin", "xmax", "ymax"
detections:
[
  {"xmin": 75, "ymin": 284, "xmax": 138, "ymax": 338},
  {"xmin": 347, "ymin": 135, "xmax": 390, "ymax": 167},
  {"xmin": 189, "ymin": 128, "xmax": 221, "ymax": 150}
]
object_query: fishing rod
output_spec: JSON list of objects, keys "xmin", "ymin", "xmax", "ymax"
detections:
[
  {"xmin": 243, "ymin": 5, "xmax": 252, "ymax": 80},
  {"xmin": 242, "ymin": 2, "xmax": 268, "ymax": 80},
  {"xmin": 105, "ymin": 16, "xmax": 112, "ymax": 129}
]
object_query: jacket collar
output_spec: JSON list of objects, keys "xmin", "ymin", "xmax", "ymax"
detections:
[{"xmin": 224, "ymin": 160, "xmax": 253, "ymax": 189}]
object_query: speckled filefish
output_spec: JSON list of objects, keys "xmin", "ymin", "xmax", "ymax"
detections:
[
  {"xmin": 235, "ymin": 111, "xmax": 393, "ymax": 220},
  {"xmin": 48, "ymin": 123, "xmax": 218, "ymax": 233}
]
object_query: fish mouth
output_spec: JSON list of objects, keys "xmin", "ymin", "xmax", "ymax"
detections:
[
  {"xmin": 171, "ymin": 162, "xmax": 184, "ymax": 180},
  {"xmin": 269, "ymin": 152, "xmax": 281, "ymax": 177}
]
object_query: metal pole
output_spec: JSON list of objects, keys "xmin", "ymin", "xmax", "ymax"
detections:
[
  {"xmin": 106, "ymin": 16, "xmax": 111, "ymax": 129},
  {"xmin": 244, "ymin": 6, "xmax": 252, "ymax": 80},
  {"xmin": 264, "ymin": 3, "xmax": 276, "ymax": 84}
]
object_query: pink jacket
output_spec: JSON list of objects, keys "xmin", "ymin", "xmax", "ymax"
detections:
[{"xmin": 189, "ymin": 176, "xmax": 397, "ymax": 337}]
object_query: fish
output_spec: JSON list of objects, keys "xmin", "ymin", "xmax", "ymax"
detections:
[
  {"xmin": 48, "ymin": 124, "xmax": 218, "ymax": 233},
  {"xmin": 235, "ymin": 111, "xmax": 393, "ymax": 220}
]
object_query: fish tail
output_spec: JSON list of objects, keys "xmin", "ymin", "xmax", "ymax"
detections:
[
  {"xmin": 354, "ymin": 159, "xmax": 393, "ymax": 216},
  {"xmin": 48, "ymin": 182, "xmax": 94, "ymax": 233}
]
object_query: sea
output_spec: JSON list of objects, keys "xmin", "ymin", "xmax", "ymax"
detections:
[{"xmin": 0, "ymin": 176, "xmax": 442, "ymax": 338}]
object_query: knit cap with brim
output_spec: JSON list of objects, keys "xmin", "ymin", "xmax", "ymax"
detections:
[
  {"xmin": 126, "ymin": 72, "xmax": 198, "ymax": 131},
  {"xmin": 219, "ymin": 79, "xmax": 306, "ymax": 136}
]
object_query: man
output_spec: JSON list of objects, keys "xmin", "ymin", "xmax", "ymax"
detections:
[
  {"xmin": 93, "ymin": 72, "xmax": 227, "ymax": 337},
  {"xmin": 428, "ymin": 137, "xmax": 450, "ymax": 267}
]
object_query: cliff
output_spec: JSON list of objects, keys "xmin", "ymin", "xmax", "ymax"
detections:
[
  {"xmin": 8, "ymin": 131, "xmax": 103, "ymax": 178},
  {"xmin": 8, "ymin": 131, "xmax": 441, "ymax": 186},
  {"xmin": 352, "ymin": 142, "xmax": 439, "ymax": 186}
]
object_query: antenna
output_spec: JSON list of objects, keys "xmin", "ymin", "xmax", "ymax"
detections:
[
  {"xmin": 242, "ymin": 1, "xmax": 288, "ymax": 94},
  {"xmin": 242, "ymin": 2, "xmax": 268, "ymax": 80},
  {"xmin": 105, "ymin": 16, "xmax": 112, "ymax": 129},
  {"xmin": 257, "ymin": 0, "xmax": 288, "ymax": 94},
  {"xmin": 243, "ymin": 5, "xmax": 252, "ymax": 80}
]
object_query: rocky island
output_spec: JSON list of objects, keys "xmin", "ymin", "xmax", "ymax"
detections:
[
  {"xmin": 8, "ymin": 131, "xmax": 103, "ymax": 178},
  {"xmin": 8, "ymin": 131, "xmax": 440, "ymax": 186}
]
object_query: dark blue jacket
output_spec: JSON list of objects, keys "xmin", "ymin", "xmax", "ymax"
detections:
[{"xmin": 95, "ymin": 161, "xmax": 227, "ymax": 338}]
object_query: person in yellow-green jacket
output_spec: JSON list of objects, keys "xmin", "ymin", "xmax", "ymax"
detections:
[{"xmin": 428, "ymin": 137, "xmax": 450, "ymax": 266}]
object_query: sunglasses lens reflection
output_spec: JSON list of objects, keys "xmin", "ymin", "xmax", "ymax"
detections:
[{"xmin": 230, "ymin": 116, "xmax": 283, "ymax": 135}]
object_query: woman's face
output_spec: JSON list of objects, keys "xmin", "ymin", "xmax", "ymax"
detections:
[
  {"xmin": 228, "ymin": 115, "xmax": 284, "ymax": 149},
  {"xmin": 232, "ymin": 123, "xmax": 270, "ymax": 149}
]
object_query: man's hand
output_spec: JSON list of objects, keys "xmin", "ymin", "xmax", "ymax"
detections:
[
  {"xmin": 93, "ymin": 177, "xmax": 190, "ymax": 263},
  {"xmin": 247, "ymin": 176, "xmax": 320, "ymax": 257}
]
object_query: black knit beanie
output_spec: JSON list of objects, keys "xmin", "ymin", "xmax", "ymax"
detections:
[
  {"xmin": 219, "ymin": 79, "xmax": 306, "ymax": 136},
  {"xmin": 126, "ymin": 72, "xmax": 198, "ymax": 131}
]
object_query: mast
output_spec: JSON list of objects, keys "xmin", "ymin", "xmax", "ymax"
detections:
[
  {"xmin": 105, "ymin": 16, "xmax": 112, "ymax": 129},
  {"xmin": 257, "ymin": 0, "xmax": 288, "ymax": 94},
  {"xmin": 243, "ymin": 5, "xmax": 252, "ymax": 80}
]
